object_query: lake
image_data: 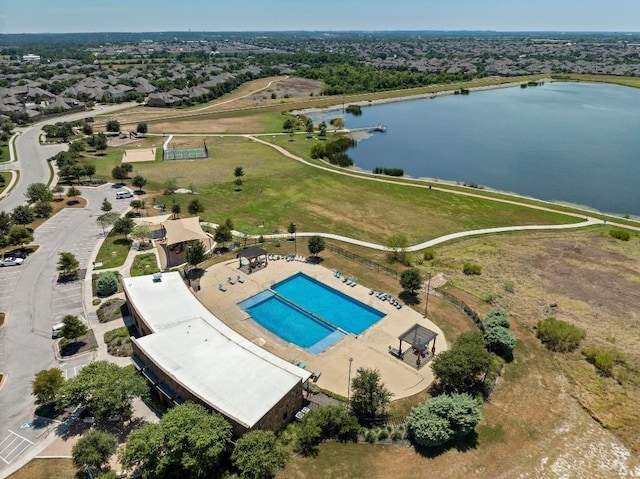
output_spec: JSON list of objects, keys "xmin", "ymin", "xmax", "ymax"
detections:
[{"xmin": 316, "ymin": 82, "xmax": 640, "ymax": 216}]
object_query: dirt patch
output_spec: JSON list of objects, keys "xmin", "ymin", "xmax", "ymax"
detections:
[
  {"xmin": 150, "ymin": 115, "xmax": 265, "ymax": 134},
  {"xmin": 249, "ymin": 77, "xmax": 324, "ymax": 102}
]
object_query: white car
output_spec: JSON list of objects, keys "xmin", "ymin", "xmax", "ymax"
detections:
[{"xmin": 0, "ymin": 257, "xmax": 24, "ymax": 267}]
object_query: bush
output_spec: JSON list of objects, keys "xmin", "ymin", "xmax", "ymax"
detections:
[
  {"xmin": 96, "ymin": 271, "xmax": 118, "ymax": 297},
  {"xmin": 582, "ymin": 346, "xmax": 625, "ymax": 377},
  {"xmin": 364, "ymin": 430, "xmax": 377, "ymax": 443},
  {"xmin": 483, "ymin": 325, "xmax": 516, "ymax": 359},
  {"xmin": 609, "ymin": 229, "xmax": 630, "ymax": 241},
  {"xmin": 483, "ymin": 308, "xmax": 510, "ymax": 329},
  {"xmin": 423, "ymin": 249, "xmax": 435, "ymax": 261},
  {"xmin": 536, "ymin": 317, "xmax": 586, "ymax": 352},
  {"xmin": 503, "ymin": 281, "xmax": 515, "ymax": 293},
  {"xmin": 462, "ymin": 262, "xmax": 482, "ymax": 275},
  {"xmin": 407, "ymin": 393, "xmax": 481, "ymax": 448}
]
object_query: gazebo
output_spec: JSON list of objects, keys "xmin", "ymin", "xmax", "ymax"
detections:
[
  {"xmin": 159, "ymin": 217, "xmax": 214, "ymax": 268},
  {"xmin": 390, "ymin": 323, "xmax": 439, "ymax": 369},
  {"xmin": 238, "ymin": 246, "xmax": 269, "ymax": 273}
]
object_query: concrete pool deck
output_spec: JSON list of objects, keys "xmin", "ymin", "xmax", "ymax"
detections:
[{"xmin": 195, "ymin": 257, "xmax": 448, "ymax": 400}]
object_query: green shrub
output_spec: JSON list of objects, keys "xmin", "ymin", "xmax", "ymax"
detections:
[
  {"xmin": 483, "ymin": 325, "xmax": 516, "ymax": 359},
  {"xmin": 407, "ymin": 393, "xmax": 481, "ymax": 448},
  {"xmin": 423, "ymin": 249, "xmax": 435, "ymax": 261},
  {"xmin": 503, "ymin": 281, "xmax": 515, "ymax": 293},
  {"xmin": 609, "ymin": 228, "xmax": 630, "ymax": 241},
  {"xmin": 96, "ymin": 271, "xmax": 118, "ymax": 297},
  {"xmin": 377, "ymin": 429, "xmax": 389, "ymax": 440},
  {"xmin": 582, "ymin": 346, "xmax": 625, "ymax": 377},
  {"xmin": 481, "ymin": 293, "xmax": 495, "ymax": 304},
  {"xmin": 92, "ymin": 298, "xmax": 101, "ymax": 306},
  {"xmin": 390, "ymin": 429, "xmax": 403, "ymax": 441},
  {"xmin": 483, "ymin": 308, "xmax": 510, "ymax": 329},
  {"xmin": 364, "ymin": 430, "xmax": 377, "ymax": 443},
  {"xmin": 536, "ymin": 317, "xmax": 586, "ymax": 352},
  {"xmin": 462, "ymin": 262, "xmax": 482, "ymax": 275}
]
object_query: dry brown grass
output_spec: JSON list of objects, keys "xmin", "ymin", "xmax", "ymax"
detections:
[{"xmin": 6, "ymin": 458, "xmax": 77, "ymax": 479}]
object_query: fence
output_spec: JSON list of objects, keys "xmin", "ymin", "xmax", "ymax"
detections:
[{"xmin": 325, "ymin": 243, "xmax": 400, "ymax": 280}]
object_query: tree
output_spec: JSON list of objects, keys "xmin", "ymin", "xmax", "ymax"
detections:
[
  {"xmin": 96, "ymin": 271, "xmax": 119, "ymax": 296},
  {"xmin": 187, "ymin": 198, "xmax": 204, "ymax": 216},
  {"xmin": 350, "ymin": 367, "xmax": 393, "ymax": 424},
  {"xmin": 72, "ymin": 430, "xmax": 117, "ymax": 472},
  {"xmin": 407, "ymin": 393, "xmax": 482, "ymax": 448},
  {"xmin": 12, "ymin": 205, "xmax": 34, "ymax": 226},
  {"xmin": 0, "ymin": 211, "xmax": 12, "ymax": 235},
  {"xmin": 105, "ymin": 119, "xmax": 120, "ymax": 132},
  {"xmin": 112, "ymin": 165, "xmax": 129, "ymax": 182},
  {"xmin": 25, "ymin": 182, "xmax": 53, "ymax": 204},
  {"xmin": 483, "ymin": 325, "xmax": 516, "ymax": 359},
  {"xmin": 60, "ymin": 314, "xmax": 88, "ymax": 343},
  {"xmin": 234, "ymin": 166, "xmax": 244, "ymax": 189},
  {"xmin": 318, "ymin": 121, "xmax": 327, "ymax": 138},
  {"xmin": 131, "ymin": 225, "xmax": 152, "ymax": 246},
  {"xmin": 214, "ymin": 223, "xmax": 232, "ymax": 246},
  {"xmin": 386, "ymin": 233, "xmax": 409, "ymax": 264},
  {"xmin": 82, "ymin": 122, "xmax": 93, "ymax": 135},
  {"xmin": 66, "ymin": 186, "xmax": 81, "ymax": 201},
  {"xmin": 171, "ymin": 201, "xmax": 181, "ymax": 219},
  {"xmin": 94, "ymin": 132, "xmax": 108, "ymax": 152},
  {"xmin": 132, "ymin": 175, "xmax": 147, "ymax": 192},
  {"xmin": 101, "ymin": 198, "xmax": 112, "ymax": 213},
  {"xmin": 330, "ymin": 117, "xmax": 345, "ymax": 130},
  {"xmin": 164, "ymin": 178, "xmax": 178, "ymax": 194},
  {"xmin": 307, "ymin": 235, "xmax": 325, "ymax": 257},
  {"xmin": 431, "ymin": 339, "xmax": 494, "ymax": 393},
  {"xmin": 83, "ymin": 163, "xmax": 96, "ymax": 182},
  {"xmin": 282, "ymin": 118, "xmax": 294, "ymax": 131},
  {"xmin": 32, "ymin": 368, "xmax": 65, "ymax": 405},
  {"xmin": 52, "ymin": 184, "xmax": 65, "ymax": 200},
  {"xmin": 136, "ymin": 122, "xmax": 148, "ymax": 135},
  {"xmin": 58, "ymin": 361, "xmax": 148, "ymax": 422},
  {"xmin": 96, "ymin": 212, "xmax": 119, "ymax": 236},
  {"xmin": 399, "ymin": 267, "xmax": 423, "ymax": 295},
  {"xmin": 33, "ymin": 200, "xmax": 53, "ymax": 218},
  {"xmin": 186, "ymin": 240, "xmax": 207, "ymax": 269},
  {"xmin": 112, "ymin": 217, "xmax": 135, "ymax": 236},
  {"xmin": 288, "ymin": 222, "xmax": 297, "ymax": 236},
  {"xmin": 130, "ymin": 199, "xmax": 145, "ymax": 215},
  {"xmin": 305, "ymin": 120, "xmax": 314, "ymax": 137},
  {"xmin": 57, "ymin": 251, "xmax": 79, "ymax": 278},
  {"xmin": 231, "ymin": 430, "xmax": 289, "ymax": 479},
  {"xmin": 7, "ymin": 225, "xmax": 33, "ymax": 247},
  {"xmin": 120, "ymin": 403, "xmax": 232, "ymax": 478}
]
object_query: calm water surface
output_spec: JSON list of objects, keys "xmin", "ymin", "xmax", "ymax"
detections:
[{"xmin": 321, "ymin": 82, "xmax": 640, "ymax": 216}]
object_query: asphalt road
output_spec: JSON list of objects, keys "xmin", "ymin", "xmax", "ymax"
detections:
[
  {"xmin": 0, "ymin": 104, "xmax": 135, "ymax": 471},
  {"xmin": 0, "ymin": 103, "xmax": 137, "ymax": 214}
]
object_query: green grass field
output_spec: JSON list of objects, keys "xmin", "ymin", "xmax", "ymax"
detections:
[
  {"xmin": 112, "ymin": 136, "xmax": 576, "ymax": 245},
  {"xmin": 94, "ymin": 233, "xmax": 132, "ymax": 270}
]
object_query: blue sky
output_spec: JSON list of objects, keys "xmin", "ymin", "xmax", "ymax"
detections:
[{"xmin": 2, "ymin": 0, "xmax": 639, "ymax": 34}]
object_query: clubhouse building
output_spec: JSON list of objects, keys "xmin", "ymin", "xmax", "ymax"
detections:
[{"xmin": 123, "ymin": 272, "xmax": 311, "ymax": 435}]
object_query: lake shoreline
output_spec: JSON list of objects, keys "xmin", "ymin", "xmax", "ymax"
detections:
[{"xmin": 291, "ymin": 78, "xmax": 552, "ymax": 116}]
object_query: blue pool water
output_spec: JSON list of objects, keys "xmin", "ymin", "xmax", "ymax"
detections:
[
  {"xmin": 238, "ymin": 273, "xmax": 385, "ymax": 353},
  {"xmin": 273, "ymin": 273, "xmax": 385, "ymax": 335}
]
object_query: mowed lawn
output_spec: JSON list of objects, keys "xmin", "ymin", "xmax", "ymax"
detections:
[{"xmin": 86, "ymin": 136, "xmax": 577, "ymax": 245}]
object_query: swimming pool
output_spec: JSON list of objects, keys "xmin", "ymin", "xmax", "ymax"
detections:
[{"xmin": 238, "ymin": 273, "xmax": 385, "ymax": 353}]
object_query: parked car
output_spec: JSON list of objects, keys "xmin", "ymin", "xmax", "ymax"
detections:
[{"xmin": 0, "ymin": 257, "xmax": 24, "ymax": 267}]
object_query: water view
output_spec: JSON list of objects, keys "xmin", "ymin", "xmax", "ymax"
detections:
[{"xmin": 322, "ymin": 82, "xmax": 640, "ymax": 216}]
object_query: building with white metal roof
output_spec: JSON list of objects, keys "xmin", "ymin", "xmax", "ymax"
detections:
[{"xmin": 124, "ymin": 272, "xmax": 311, "ymax": 434}]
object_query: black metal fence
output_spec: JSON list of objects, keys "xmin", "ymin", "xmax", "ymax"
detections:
[{"xmin": 325, "ymin": 243, "xmax": 400, "ymax": 279}]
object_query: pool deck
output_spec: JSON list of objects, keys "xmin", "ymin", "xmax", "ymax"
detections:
[{"xmin": 196, "ymin": 257, "xmax": 448, "ymax": 400}]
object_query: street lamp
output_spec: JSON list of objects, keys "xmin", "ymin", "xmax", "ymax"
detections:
[
  {"xmin": 347, "ymin": 357, "xmax": 353, "ymax": 411},
  {"xmin": 424, "ymin": 271, "xmax": 432, "ymax": 318}
]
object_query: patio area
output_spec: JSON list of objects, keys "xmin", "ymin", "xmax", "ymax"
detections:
[{"xmin": 193, "ymin": 256, "xmax": 448, "ymax": 400}]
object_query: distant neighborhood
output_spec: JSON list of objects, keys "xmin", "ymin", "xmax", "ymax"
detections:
[{"xmin": 2, "ymin": 32, "xmax": 640, "ymax": 122}]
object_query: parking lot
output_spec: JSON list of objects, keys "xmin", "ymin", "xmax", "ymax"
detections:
[{"xmin": 0, "ymin": 430, "xmax": 34, "ymax": 465}]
